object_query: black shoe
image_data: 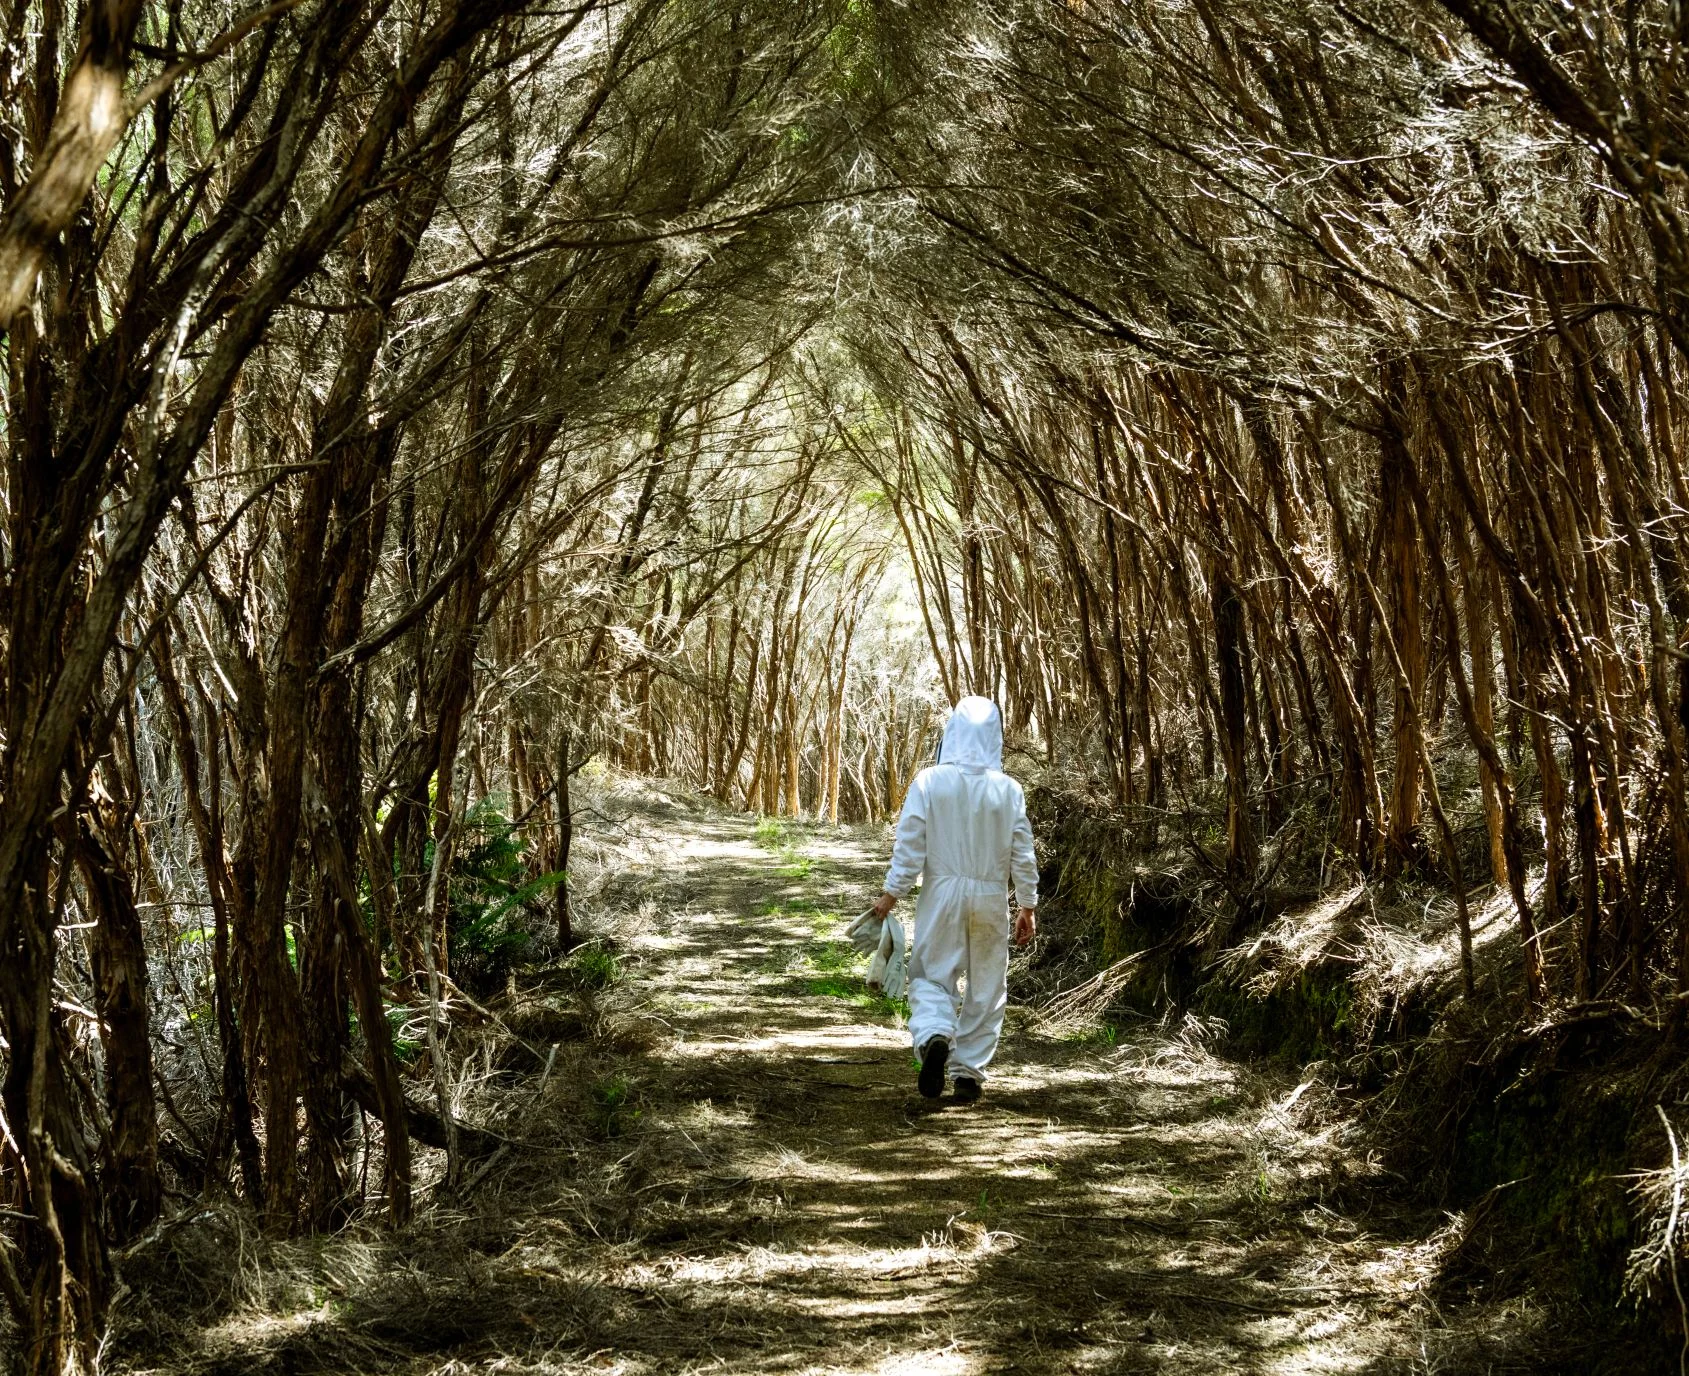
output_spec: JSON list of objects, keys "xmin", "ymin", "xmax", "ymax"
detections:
[
  {"xmin": 918, "ymin": 1039, "xmax": 950, "ymax": 1098},
  {"xmin": 952, "ymin": 1076, "xmax": 981, "ymax": 1103}
]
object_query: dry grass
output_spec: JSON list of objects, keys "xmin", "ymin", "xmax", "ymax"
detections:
[
  {"xmin": 104, "ymin": 778, "xmax": 1631, "ymax": 1375},
  {"xmin": 1027, "ymin": 953, "xmax": 1147, "ymax": 1037}
]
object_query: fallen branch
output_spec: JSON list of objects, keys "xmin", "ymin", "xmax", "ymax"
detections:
[{"xmin": 339, "ymin": 1056, "xmax": 497, "ymax": 1159}]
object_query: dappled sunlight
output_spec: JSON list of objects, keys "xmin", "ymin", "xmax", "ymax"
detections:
[
  {"xmin": 625, "ymin": 1236, "xmax": 997, "ymax": 1287},
  {"xmin": 113, "ymin": 790, "xmax": 1577, "ymax": 1376},
  {"xmin": 536, "ymin": 804, "xmax": 1535, "ymax": 1374},
  {"xmin": 864, "ymin": 1350, "xmax": 981, "ymax": 1376},
  {"xmin": 667, "ymin": 1024, "xmax": 904, "ymax": 1057}
]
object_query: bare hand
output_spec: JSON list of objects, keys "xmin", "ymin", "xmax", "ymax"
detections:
[
  {"xmin": 1014, "ymin": 907, "xmax": 1037, "ymax": 946},
  {"xmin": 872, "ymin": 892, "xmax": 896, "ymax": 919}
]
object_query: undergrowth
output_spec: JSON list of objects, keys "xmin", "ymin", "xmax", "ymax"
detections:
[
  {"xmin": 439, "ymin": 795, "xmax": 568, "ymax": 993},
  {"xmin": 1025, "ymin": 772, "xmax": 1685, "ymax": 1370}
]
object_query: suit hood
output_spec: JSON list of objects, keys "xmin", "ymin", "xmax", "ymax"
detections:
[{"xmin": 938, "ymin": 696, "xmax": 1003, "ymax": 770}]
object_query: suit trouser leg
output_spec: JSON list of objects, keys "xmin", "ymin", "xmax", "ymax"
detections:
[
  {"xmin": 951, "ymin": 895, "xmax": 1010, "ymax": 1083},
  {"xmin": 907, "ymin": 884, "xmax": 965, "ymax": 1056}
]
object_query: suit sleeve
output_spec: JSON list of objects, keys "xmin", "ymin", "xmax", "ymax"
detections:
[
  {"xmin": 883, "ymin": 773, "xmax": 928, "ymax": 899},
  {"xmin": 1010, "ymin": 784, "xmax": 1038, "ymax": 909}
]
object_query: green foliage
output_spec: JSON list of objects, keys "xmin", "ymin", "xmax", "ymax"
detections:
[
  {"xmin": 824, "ymin": 0, "xmax": 881, "ymax": 96},
  {"xmin": 590, "ymin": 1074, "xmax": 631, "ymax": 1110},
  {"xmin": 382, "ymin": 1003, "xmax": 422, "ymax": 1064},
  {"xmin": 446, "ymin": 796, "xmax": 565, "ymax": 991}
]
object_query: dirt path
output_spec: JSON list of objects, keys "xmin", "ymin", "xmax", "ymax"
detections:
[
  {"xmin": 129, "ymin": 787, "xmax": 1548, "ymax": 1376},
  {"xmin": 537, "ymin": 794, "xmax": 1509, "ymax": 1376}
]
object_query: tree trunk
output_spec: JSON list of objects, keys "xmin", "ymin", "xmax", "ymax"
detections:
[
  {"xmin": 557, "ymin": 730, "xmax": 575, "ymax": 951},
  {"xmin": 74, "ymin": 794, "xmax": 161, "ymax": 1242},
  {"xmin": 1211, "ymin": 565, "xmax": 1257, "ymax": 887},
  {"xmin": 1380, "ymin": 400, "xmax": 1426, "ymax": 869}
]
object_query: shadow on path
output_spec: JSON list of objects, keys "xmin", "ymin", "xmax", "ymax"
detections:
[
  {"xmin": 545, "ymin": 800, "xmax": 1559, "ymax": 1375},
  {"xmin": 120, "ymin": 787, "xmax": 1573, "ymax": 1376}
]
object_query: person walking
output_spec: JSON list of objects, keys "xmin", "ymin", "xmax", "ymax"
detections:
[{"xmin": 869, "ymin": 696, "xmax": 1038, "ymax": 1102}]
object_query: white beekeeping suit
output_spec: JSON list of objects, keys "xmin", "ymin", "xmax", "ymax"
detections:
[{"xmin": 881, "ymin": 696, "xmax": 1038, "ymax": 1094}]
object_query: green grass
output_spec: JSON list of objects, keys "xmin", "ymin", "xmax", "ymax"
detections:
[
  {"xmin": 753, "ymin": 816, "xmax": 791, "ymax": 849},
  {"xmin": 752, "ymin": 815, "xmax": 817, "ymax": 879},
  {"xmin": 568, "ymin": 946, "xmax": 622, "ymax": 990},
  {"xmin": 591, "ymin": 1074, "xmax": 632, "ymax": 1110},
  {"xmin": 806, "ymin": 976, "xmax": 877, "ymax": 1005},
  {"xmin": 759, "ymin": 896, "xmax": 818, "ymax": 916},
  {"xmin": 809, "ymin": 940, "xmax": 858, "ymax": 973},
  {"xmin": 806, "ymin": 977, "xmax": 908, "ymax": 1018},
  {"xmin": 662, "ymin": 995, "xmax": 715, "ymax": 1013},
  {"xmin": 755, "ymin": 810, "xmax": 900, "ymax": 1016},
  {"xmin": 590, "ymin": 1074, "xmax": 638, "ymax": 1136},
  {"xmin": 758, "ymin": 898, "xmax": 831, "ymax": 928}
]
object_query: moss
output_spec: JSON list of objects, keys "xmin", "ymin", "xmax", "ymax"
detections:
[
  {"xmin": 1201, "ymin": 964, "xmax": 1356, "ymax": 1064},
  {"xmin": 1451, "ymin": 1063, "xmax": 1640, "ymax": 1307},
  {"xmin": 1037, "ymin": 806, "xmax": 1199, "ymax": 1010}
]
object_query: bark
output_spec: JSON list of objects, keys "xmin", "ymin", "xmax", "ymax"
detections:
[
  {"xmin": 556, "ymin": 730, "xmax": 575, "ymax": 951},
  {"xmin": 339, "ymin": 1056, "xmax": 496, "ymax": 1159},
  {"xmin": 0, "ymin": 874, "xmax": 108, "ymax": 1376},
  {"xmin": 0, "ymin": 0, "xmax": 146, "ymax": 325},
  {"xmin": 1211, "ymin": 565, "xmax": 1257, "ymax": 888},
  {"xmin": 153, "ymin": 648, "xmax": 264, "ymax": 1203},
  {"xmin": 1379, "ymin": 392, "xmax": 1425, "ymax": 869},
  {"xmin": 1402, "ymin": 422, "xmax": 1543, "ymax": 1000},
  {"xmin": 73, "ymin": 790, "xmax": 161, "ymax": 1242}
]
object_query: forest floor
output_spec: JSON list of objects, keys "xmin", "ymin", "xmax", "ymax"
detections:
[{"xmin": 120, "ymin": 781, "xmax": 1571, "ymax": 1376}]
